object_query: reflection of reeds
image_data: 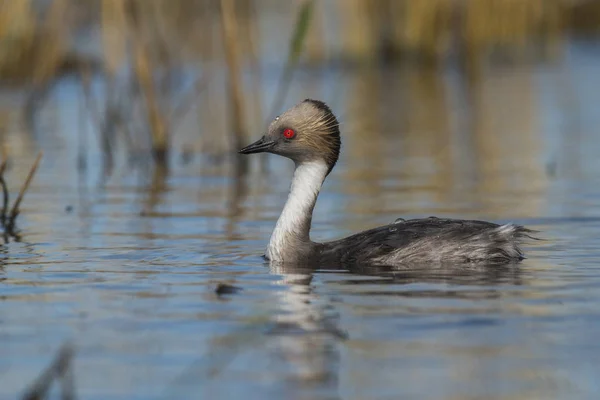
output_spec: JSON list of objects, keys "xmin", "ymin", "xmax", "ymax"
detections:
[
  {"xmin": 134, "ymin": 43, "xmax": 169, "ymax": 163},
  {"xmin": 0, "ymin": 0, "xmax": 599, "ymax": 170},
  {"xmin": 100, "ymin": 0, "xmax": 173, "ymax": 164}
]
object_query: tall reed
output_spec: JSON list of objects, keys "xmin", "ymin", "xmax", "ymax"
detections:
[{"xmin": 220, "ymin": 0, "xmax": 248, "ymax": 152}]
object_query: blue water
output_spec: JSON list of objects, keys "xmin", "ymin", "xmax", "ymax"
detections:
[{"xmin": 2, "ymin": 41, "xmax": 600, "ymax": 399}]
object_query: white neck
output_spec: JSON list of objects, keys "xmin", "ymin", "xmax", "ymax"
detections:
[{"xmin": 266, "ymin": 160, "xmax": 329, "ymax": 262}]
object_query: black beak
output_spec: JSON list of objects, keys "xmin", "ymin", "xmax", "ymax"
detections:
[{"xmin": 238, "ymin": 136, "xmax": 275, "ymax": 154}]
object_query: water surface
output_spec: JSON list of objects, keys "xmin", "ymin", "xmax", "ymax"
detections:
[{"xmin": 2, "ymin": 43, "xmax": 600, "ymax": 399}]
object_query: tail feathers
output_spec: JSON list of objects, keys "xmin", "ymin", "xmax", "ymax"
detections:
[{"xmin": 484, "ymin": 224, "xmax": 538, "ymax": 264}]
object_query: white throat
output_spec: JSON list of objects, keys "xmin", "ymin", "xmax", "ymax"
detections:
[{"xmin": 266, "ymin": 160, "xmax": 329, "ymax": 262}]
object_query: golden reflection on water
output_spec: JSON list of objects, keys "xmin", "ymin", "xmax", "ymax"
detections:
[
  {"xmin": 469, "ymin": 67, "xmax": 546, "ymax": 208},
  {"xmin": 335, "ymin": 63, "xmax": 549, "ymax": 226}
]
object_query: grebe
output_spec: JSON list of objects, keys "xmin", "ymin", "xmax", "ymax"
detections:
[{"xmin": 240, "ymin": 99, "xmax": 534, "ymax": 266}]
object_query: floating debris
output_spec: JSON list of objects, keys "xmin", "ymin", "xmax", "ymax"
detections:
[{"xmin": 214, "ymin": 282, "xmax": 243, "ymax": 296}]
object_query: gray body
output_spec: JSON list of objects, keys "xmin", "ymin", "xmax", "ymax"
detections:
[
  {"xmin": 295, "ymin": 218, "xmax": 530, "ymax": 267},
  {"xmin": 240, "ymin": 99, "xmax": 534, "ymax": 267}
]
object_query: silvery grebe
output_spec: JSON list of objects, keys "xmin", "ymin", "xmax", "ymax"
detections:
[{"xmin": 240, "ymin": 99, "xmax": 533, "ymax": 266}]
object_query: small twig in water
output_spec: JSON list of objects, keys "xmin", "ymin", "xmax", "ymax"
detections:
[
  {"xmin": 0, "ymin": 159, "xmax": 8, "ymax": 226},
  {"xmin": 6, "ymin": 152, "xmax": 43, "ymax": 234}
]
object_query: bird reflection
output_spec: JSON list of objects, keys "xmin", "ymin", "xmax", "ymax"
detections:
[
  {"xmin": 268, "ymin": 263, "xmax": 345, "ymax": 399},
  {"xmin": 265, "ymin": 259, "xmax": 523, "ymax": 399},
  {"xmin": 345, "ymin": 262, "xmax": 525, "ymax": 286}
]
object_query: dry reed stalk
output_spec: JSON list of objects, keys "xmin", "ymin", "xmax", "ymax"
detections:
[
  {"xmin": 543, "ymin": 1, "xmax": 564, "ymax": 59},
  {"xmin": 0, "ymin": 0, "xmax": 37, "ymax": 80},
  {"xmin": 134, "ymin": 44, "xmax": 169, "ymax": 163},
  {"xmin": 0, "ymin": 159, "xmax": 8, "ymax": 226},
  {"xmin": 0, "ymin": 0, "xmax": 79, "ymax": 135},
  {"xmin": 220, "ymin": 0, "xmax": 248, "ymax": 151},
  {"xmin": 122, "ymin": 0, "xmax": 171, "ymax": 164},
  {"xmin": 242, "ymin": 0, "xmax": 264, "ymax": 133},
  {"xmin": 101, "ymin": 0, "xmax": 128, "ymax": 77},
  {"xmin": 463, "ymin": 0, "xmax": 561, "ymax": 59},
  {"xmin": 0, "ymin": 119, "xmax": 7, "ymax": 163},
  {"xmin": 32, "ymin": 0, "xmax": 68, "ymax": 85},
  {"xmin": 6, "ymin": 151, "xmax": 43, "ymax": 232},
  {"xmin": 0, "ymin": 159, "xmax": 7, "ymax": 179},
  {"xmin": 196, "ymin": 0, "xmax": 217, "ymax": 153},
  {"xmin": 101, "ymin": 0, "xmax": 173, "ymax": 164},
  {"xmin": 337, "ymin": 0, "xmax": 378, "ymax": 59},
  {"xmin": 303, "ymin": 0, "xmax": 326, "ymax": 63},
  {"xmin": 399, "ymin": 0, "xmax": 453, "ymax": 61},
  {"xmin": 268, "ymin": 0, "xmax": 315, "ymax": 120}
]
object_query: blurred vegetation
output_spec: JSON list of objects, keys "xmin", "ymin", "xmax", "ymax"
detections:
[
  {"xmin": 20, "ymin": 344, "xmax": 74, "ymax": 400},
  {"xmin": 0, "ymin": 0, "xmax": 599, "ymax": 168}
]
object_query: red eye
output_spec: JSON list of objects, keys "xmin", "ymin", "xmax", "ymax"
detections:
[{"xmin": 283, "ymin": 129, "xmax": 295, "ymax": 139}]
